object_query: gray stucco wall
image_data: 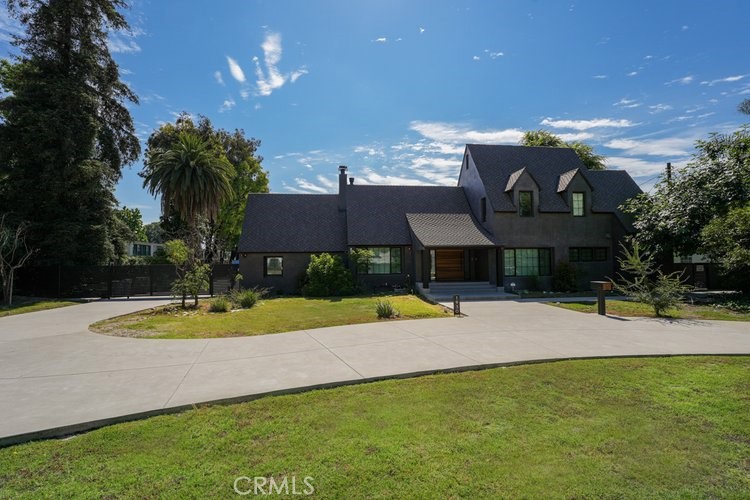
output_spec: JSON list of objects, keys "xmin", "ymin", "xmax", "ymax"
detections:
[
  {"xmin": 492, "ymin": 174, "xmax": 625, "ymax": 291},
  {"xmin": 240, "ymin": 248, "xmax": 415, "ymax": 294},
  {"xmin": 457, "ymin": 150, "xmax": 494, "ymax": 232}
]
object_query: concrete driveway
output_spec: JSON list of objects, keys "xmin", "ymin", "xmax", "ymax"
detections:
[{"xmin": 1, "ymin": 298, "xmax": 749, "ymax": 446}]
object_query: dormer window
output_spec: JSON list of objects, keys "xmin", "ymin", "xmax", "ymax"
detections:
[
  {"xmin": 572, "ymin": 192, "xmax": 585, "ymax": 217},
  {"xmin": 519, "ymin": 191, "xmax": 533, "ymax": 217}
]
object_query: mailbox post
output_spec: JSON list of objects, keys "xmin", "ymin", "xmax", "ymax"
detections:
[{"xmin": 590, "ymin": 281, "xmax": 613, "ymax": 315}]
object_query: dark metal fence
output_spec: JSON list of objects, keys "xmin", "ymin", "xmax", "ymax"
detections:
[{"xmin": 15, "ymin": 264, "xmax": 239, "ymax": 299}]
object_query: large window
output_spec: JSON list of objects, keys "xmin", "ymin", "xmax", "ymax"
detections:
[
  {"xmin": 504, "ymin": 248, "xmax": 551, "ymax": 276},
  {"xmin": 264, "ymin": 256, "xmax": 283, "ymax": 276},
  {"xmin": 569, "ymin": 247, "xmax": 607, "ymax": 262},
  {"xmin": 132, "ymin": 244, "xmax": 151, "ymax": 256},
  {"xmin": 364, "ymin": 247, "xmax": 402, "ymax": 274},
  {"xmin": 572, "ymin": 192, "xmax": 585, "ymax": 217},
  {"xmin": 518, "ymin": 191, "xmax": 533, "ymax": 217}
]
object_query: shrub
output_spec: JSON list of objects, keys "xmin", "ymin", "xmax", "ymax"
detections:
[
  {"xmin": 228, "ymin": 287, "xmax": 267, "ymax": 309},
  {"xmin": 302, "ymin": 253, "xmax": 354, "ymax": 297},
  {"xmin": 614, "ymin": 241, "xmax": 692, "ymax": 316},
  {"xmin": 375, "ymin": 299, "xmax": 399, "ymax": 319},
  {"xmin": 552, "ymin": 262, "xmax": 578, "ymax": 292},
  {"xmin": 208, "ymin": 296, "xmax": 230, "ymax": 313}
]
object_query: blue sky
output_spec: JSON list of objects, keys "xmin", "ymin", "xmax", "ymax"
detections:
[{"xmin": 2, "ymin": 0, "xmax": 749, "ymax": 223}]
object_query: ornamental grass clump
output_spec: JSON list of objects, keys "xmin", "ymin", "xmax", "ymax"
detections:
[
  {"xmin": 375, "ymin": 299, "xmax": 399, "ymax": 319},
  {"xmin": 208, "ymin": 295, "xmax": 230, "ymax": 313}
]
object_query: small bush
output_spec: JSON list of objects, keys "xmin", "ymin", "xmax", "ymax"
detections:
[
  {"xmin": 208, "ymin": 296, "xmax": 230, "ymax": 313},
  {"xmin": 552, "ymin": 262, "xmax": 578, "ymax": 292},
  {"xmin": 302, "ymin": 253, "xmax": 354, "ymax": 297},
  {"xmin": 228, "ymin": 287, "xmax": 267, "ymax": 309},
  {"xmin": 375, "ymin": 299, "xmax": 399, "ymax": 319}
]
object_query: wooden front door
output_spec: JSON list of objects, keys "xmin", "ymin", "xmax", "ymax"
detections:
[{"xmin": 435, "ymin": 249, "xmax": 465, "ymax": 281}]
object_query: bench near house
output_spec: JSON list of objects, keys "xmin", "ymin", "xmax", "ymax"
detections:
[{"xmin": 238, "ymin": 144, "xmax": 642, "ymax": 295}]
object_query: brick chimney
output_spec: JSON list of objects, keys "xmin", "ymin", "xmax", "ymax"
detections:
[{"xmin": 338, "ymin": 165, "xmax": 348, "ymax": 211}]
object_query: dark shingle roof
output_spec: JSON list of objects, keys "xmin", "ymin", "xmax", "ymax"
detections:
[
  {"xmin": 346, "ymin": 185, "xmax": 472, "ymax": 245},
  {"xmin": 238, "ymin": 194, "xmax": 347, "ymax": 252},
  {"xmin": 467, "ymin": 144, "xmax": 642, "ymax": 216},
  {"xmin": 406, "ymin": 213, "xmax": 497, "ymax": 248}
]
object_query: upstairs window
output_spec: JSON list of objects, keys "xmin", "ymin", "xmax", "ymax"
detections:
[
  {"xmin": 480, "ymin": 197, "xmax": 487, "ymax": 222},
  {"xmin": 518, "ymin": 191, "xmax": 533, "ymax": 217},
  {"xmin": 569, "ymin": 247, "xmax": 607, "ymax": 262},
  {"xmin": 572, "ymin": 192, "xmax": 585, "ymax": 217}
]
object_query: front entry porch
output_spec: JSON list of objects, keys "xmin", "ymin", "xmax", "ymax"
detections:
[{"xmin": 417, "ymin": 247, "xmax": 498, "ymax": 288}]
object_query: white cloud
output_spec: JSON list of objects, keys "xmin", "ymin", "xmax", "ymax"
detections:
[
  {"xmin": 681, "ymin": 25, "xmax": 689, "ymax": 30},
  {"xmin": 253, "ymin": 32, "xmax": 308, "ymax": 96},
  {"xmin": 627, "ymin": 71, "xmax": 638, "ymax": 77},
  {"xmin": 410, "ymin": 120, "xmax": 524, "ymax": 144},
  {"xmin": 316, "ymin": 175, "xmax": 337, "ymax": 190},
  {"xmin": 472, "ymin": 55, "xmax": 480, "ymax": 61},
  {"xmin": 484, "ymin": 49, "xmax": 504, "ymax": 59},
  {"xmin": 419, "ymin": 27, "xmax": 425, "ymax": 34},
  {"xmin": 700, "ymin": 74, "xmax": 747, "ymax": 86},
  {"xmin": 373, "ymin": 37, "xmax": 387, "ymax": 43},
  {"xmin": 613, "ymin": 98, "xmax": 641, "ymax": 108},
  {"xmin": 0, "ymin": 8, "xmax": 23, "ymax": 42},
  {"xmin": 214, "ymin": 71, "xmax": 225, "ymax": 86},
  {"xmin": 540, "ymin": 117, "xmax": 635, "ymax": 130},
  {"xmin": 226, "ymin": 56, "xmax": 246, "ymax": 83},
  {"xmin": 219, "ymin": 98, "xmax": 235, "ymax": 113},
  {"xmin": 665, "ymin": 75, "xmax": 693, "ymax": 86},
  {"xmin": 358, "ymin": 168, "xmax": 427, "ymax": 186},
  {"xmin": 293, "ymin": 178, "xmax": 328, "ymax": 194},
  {"xmin": 557, "ymin": 132, "xmax": 594, "ymax": 142},
  {"xmin": 290, "ymin": 68, "xmax": 308, "ymax": 83},
  {"xmin": 107, "ymin": 35, "xmax": 141, "ymax": 54},
  {"xmin": 606, "ymin": 156, "xmax": 688, "ymax": 177},
  {"xmin": 604, "ymin": 136, "xmax": 695, "ymax": 157},
  {"xmin": 648, "ymin": 103, "xmax": 672, "ymax": 113},
  {"xmin": 592, "ymin": 74, "xmax": 608, "ymax": 79}
]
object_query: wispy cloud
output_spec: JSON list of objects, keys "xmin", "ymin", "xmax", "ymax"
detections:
[
  {"xmin": 107, "ymin": 34, "xmax": 141, "ymax": 54},
  {"xmin": 613, "ymin": 98, "xmax": 641, "ymax": 108},
  {"xmin": 253, "ymin": 32, "xmax": 308, "ymax": 96},
  {"xmin": 0, "ymin": 8, "xmax": 23, "ymax": 42},
  {"xmin": 419, "ymin": 27, "xmax": 425, "ymax": 34},
  {"xmin": 293, "ymin": 178, "xmax": 328, "ymax": 194},
  {"xmin": 626, "ymin": 71, "xmax": 638, "ymax": 77},
  {"xmin": 226, "ymin": 56, "xmax": 246, "ymax": 83},
  {"xmin": 604, "ymin": 136, "xmax": 695, "ymax": 157},
  {"xmin": 607, "ymin": 156, "xmax": 684, "ymax": 177},
  {"xmin": 214, "ymin": 71, "xmax": 225, "ymax": 86},
  {"xmin": 665, "ymin": 75, "xmax": 693, "ymax": 86},
  {"xmin": 483, "ymin": 49, "xmax": 504, "ymax": 59},
  {"xmin": 472, "ymin": 55, "xmax": 480, "ymax": 61},
  {"xmin": 592, "ymin": 74, "xmax": 608, "ymax": 79},
  {"xmin": 373, "ymin": 37, "xmax": 387, "ymax": 43},
  {"xmin": 540, "ymin": 117, "xmax": 635, "ymax": 130},
  {"xmin": 410, "ymin": 120, "xmax": 524, "ymax": 144},
  {"xmin": 648, "ymin": 103, "xmax": 672, "ymax": 113},
  {"xmin": 700, "ymin": 74, "xmax": 747, "ymax": 86},
  {"xmin": 219, "ymin": 98, "xmax": 235, "ymax": 113}
]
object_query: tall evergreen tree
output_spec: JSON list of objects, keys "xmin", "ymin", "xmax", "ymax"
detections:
[{"xmin": 0, "ymin": 0, "xmax": 140, "ymax": 265}]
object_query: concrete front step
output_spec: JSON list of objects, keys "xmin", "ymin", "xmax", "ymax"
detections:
[{"xmin": 416, "ymin": 283, "xmax": 517, "ymax": 302}]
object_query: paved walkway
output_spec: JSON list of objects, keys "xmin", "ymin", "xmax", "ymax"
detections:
[{"xmin": 1, "ymin": 298, "xmax": 749, "ymax": 445}]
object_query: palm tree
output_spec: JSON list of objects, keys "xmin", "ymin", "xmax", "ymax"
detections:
[{"xmin": 143, "ymin": 132, "xmax": 232, "ymax": 256}]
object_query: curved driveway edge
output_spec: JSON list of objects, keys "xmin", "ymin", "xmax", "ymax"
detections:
[{"xmin": 1, "ymin": 298, "xmax": 749, "ymax": 447}]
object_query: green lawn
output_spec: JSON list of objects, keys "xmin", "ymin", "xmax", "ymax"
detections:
[
  {"xmin": 91, "ymin": 294, "xmax": 451, "ymax": 339},
  {"xmin": 1, "ymin": 357, "xmax": 748, "ymax": 497},
  {"xmin": 0, "ymin": 296, "xmax": 80, "ymax": 317},
  {"xmin": 549, "ymin": 299, "xmax": 750, "ymax": 321}
]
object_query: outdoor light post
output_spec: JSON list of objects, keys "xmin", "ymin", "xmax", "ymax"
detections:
[{"xmin": 453, "ymin": 294, "xmax": 461, "ymax": 316}]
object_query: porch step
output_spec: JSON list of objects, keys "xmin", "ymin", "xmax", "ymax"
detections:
[{"xmin": 416, "ymin": 282, "xmax": 517, "ymax": 302}]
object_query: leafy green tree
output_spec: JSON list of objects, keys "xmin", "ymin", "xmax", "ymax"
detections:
[
  {"xmin": 143, "ymin": 221, "xmax": 165, "ymax": 244},
  {"xmin": 624, "ymin": 126, "xmax": 750, "ymax": 256},
  {"xmin": 0, "ymin": 0, "xmax": 139, "ymax": 265},
  {"xmin": 520, "ymin": 130, "xmax": 606, "ymax": 170},
  {"xmin": 115, "ymin": 206, "xmax": 147, "ymax": 242},
  {"xmin": 142, "ymin": 132, "xmax": 233, "ymax": 256},
  {"xmin": 700, "ymin": 204, "xmax": 750, "ymax": 293},
  {"xmin": 613, "ymin": 242, "xmax": 691, "ymax": 317},
  {"xmin": 142, "ymin": 114, "xmax": 268, "ymax": 260},
  {"xmin": 739, "ymin": 99, "xmax": 750, "ymax": 115}
]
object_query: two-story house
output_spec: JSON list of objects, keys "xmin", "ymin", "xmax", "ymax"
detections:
[{"xmin": 238, "ymin": 144, "xmax": 642, "ymax": 294}]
